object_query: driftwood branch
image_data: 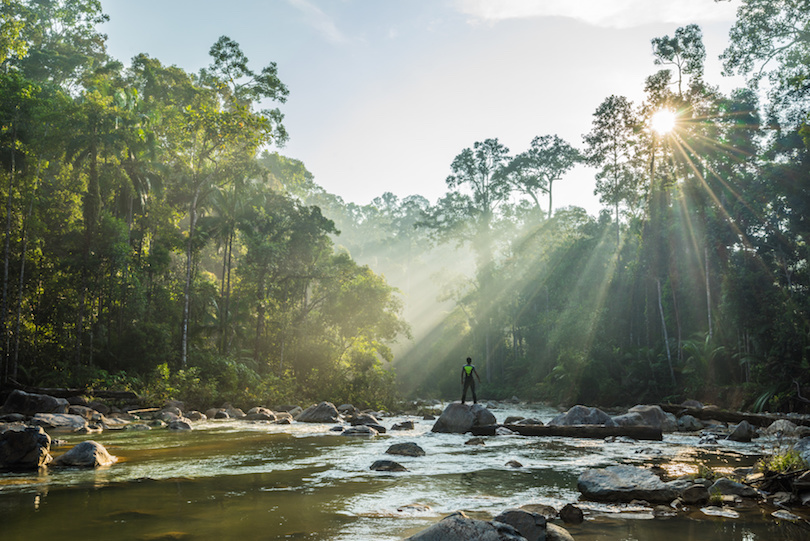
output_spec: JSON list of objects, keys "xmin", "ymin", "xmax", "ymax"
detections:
[{"xmin": 472, "ymin": 424, "xmax": 662, "ymax": 441}]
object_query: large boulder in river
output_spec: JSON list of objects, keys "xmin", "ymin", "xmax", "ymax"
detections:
[
  {"xmin": 405, "ymin": 511, "xmax": 528, "ymax": 540},
  {"xmin": 297, "ymin": 401, "xmax": 340, "ymax": 423},
  {"xmin": 727, "ymin": 420, "xmax": 757, "ymax": 442},
  {"xmin": 549, "ymin": 405, "xmax": 615, "ymax": 427},
  {"xmin": 52, "ymin": 440, "xmax": 116, "ymax": 468},
  {"xmin": 2, "ymin": 389, "xmax": 69, "ymax": 416},
  {"xmin": 386, "ymin": 442, "xmax": 425, "ymax": 457},
  {"xmin": 578, "ymin": 465, "xmax": 707, "ymax": 503},
  {"xmin": 612, "ymin": 405, "xmax": 677, "ymax": 432},
  {"xmin": 30, "ymin": 413, "xmax": 89, "ymax": 433},
  {"xmin": 0, "ymin": 425, "xmax": 52, "ymax": 469},
  {"xmin": 431, "ymin": 403, "xmax": 497, "ymax": 434}
]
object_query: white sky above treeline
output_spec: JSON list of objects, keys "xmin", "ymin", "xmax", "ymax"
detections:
[{"xmin": 100, "ymin": 0, "xmax": 744, "ymax": 215}]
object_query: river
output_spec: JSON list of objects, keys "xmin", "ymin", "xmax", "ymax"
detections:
[{"xmin": 1, "ymin": 402, "xmax": 808, "ymax": 540}]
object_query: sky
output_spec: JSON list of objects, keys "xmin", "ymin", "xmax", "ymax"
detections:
[{"xmin": 99, "ymin": 0, "xmax": 746, "ymax": 216}]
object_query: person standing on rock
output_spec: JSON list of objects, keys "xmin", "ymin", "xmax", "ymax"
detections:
[{"xmin": 461, "ymin": 357, "xmax": 481, "ymax": 404}]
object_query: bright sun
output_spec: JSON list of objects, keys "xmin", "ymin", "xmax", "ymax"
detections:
[{"xmin": 651, "ymin": 109, "xmax": 676, "ymax": 134}]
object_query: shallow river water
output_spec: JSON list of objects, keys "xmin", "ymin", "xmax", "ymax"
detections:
[{"xmin": 1, "ymin": 403, "xmax": 809, "ymax": 540}]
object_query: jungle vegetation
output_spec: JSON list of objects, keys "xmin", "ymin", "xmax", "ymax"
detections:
[{"xmin": 1, "ymin": 0, "xmax": 809, "ymax": 412}]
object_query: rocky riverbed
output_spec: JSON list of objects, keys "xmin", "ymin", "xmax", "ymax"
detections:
[{"xmin": 2, "ymin": 390, "xmax": 810, "ymax": 540}]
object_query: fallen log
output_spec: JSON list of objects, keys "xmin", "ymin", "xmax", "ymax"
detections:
[
  {"xmin": 471, "ymin": 424, "xmax": 662, "ymax": 441},
  {"xmin": 657, "ymin": 403, "xmax": 810, "ymax": 428},
  {"xmin": 6, "ymin": 379, "xmax": 139, "ymax": 401}
]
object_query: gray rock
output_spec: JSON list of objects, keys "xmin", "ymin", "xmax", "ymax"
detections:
[
  {"xmin": 405, "ymin": 511, "xmax": 528, "ymax": 541},
  {"xmin": 167, "ymin": 420, "xmax": 193, "ymax": 430},
  {"xmin": 678, "ymin": 414, "xmax": 703, "ymax": 431},
  {"xmin": 546, "ymin": 523, "xmax": 574, "ymax": 541},
  {"xmin": 370, "ymin": 459, "xmax": 407, "ymax": 472},
  {"xmin": 245, "ymin": 407, "xmax": 276, "ymax": 421},
  {"xmin": 549, "ymin": 405, "xmax": 615, "ymax": 427},
  {"xmin": 506, "ymin": 460, "xmax": 523, "ymax": 468},
  {"xmin": 205, "ymin": 408, "xmax": 224, "ymax": 419},
  {"xmin": 431, "ymin": 403, "xmax": 497, "ymax": 434},
  {"xmin": 30, "ymin": 413, "xmax": 89, "ymax": 433},
  {"xmin": 186, "ymin": 411, "xmax": 206, "ymax": 421},
  {"xmin": 214, "ymin": 410, "xmax": 230, "ymax": 420},
  {"xmin": 297, "ymin": 402, "xmax": 341, "ymax": 423},
  {"xmin": 619, "ymin": 405, "xmax": 678, "ymax": 432},
  {"xmin": 366, "ymin": 422, "xmax": 387, "ymax": 434},
  {"xmin": 337, "ymin": 403, "xmax": 356, "ymax": 415},
  {"xmin": 125, "ymin": 423, "xmax": 151, "ymax": 430},
  {"xmin": 349, "ymin": 413, "xmax": 380, "ymax": 426},
  {"xmin": 709, "ymin": 477, "xmax": 760, "ymax": 499},
  {"xmin": 2, "ymin": 389, "xmax": 69, "ymax": 416},
  {"xmin": 52, "ymin": 440, "xmax": 116, "ymax": 468},
  {"xmin": 493, "ymin": 508, "xmax": 546, "ymax": 541},
  {"xmin": 727, "ymin": 420, "xmax": 756, "ymax": 442},
  {"xmin": 504, "ymin": 416, "xmax": 525, "ymax": 424},
  {"xmin": 88, "ymin": 401, "xmax": 110, "ymax": 415},
  {"xmin": 764, "ymin": 419, "xmax": 798, "ymax": 437},
  {"xmin": 386, "ymin": 442, "xmax": 425, "ymax": 457},
  {"xmin": 391, "ymin": 420, "xmax": 415, "ymax": 431},
  {"xmin": 0, "ymin": 425, "xmax": 52, "ymax": 469},
  {"xmin": 341, "ymin": 425, "xmax": 378, "ymax": 437},
  {"xmin": 578, "ymin": 465, "xmax": 704, "ymax": 503}
]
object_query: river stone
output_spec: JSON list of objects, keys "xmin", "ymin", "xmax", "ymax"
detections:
[
  {"xmin": 678, "ymin": 414, "xmax": 703, "ymax": 431},
  {"xmin": 559, "ymin": 503, "xmax": 583, "ymax": 524},
  {"xmin": 0, "ymin": 425, "xmax": 52, "ymax": 469},
  {"xmin": 2, "ymin": 389, "xmax": 69, "ymax": 416},
  {"xmin": 52, "ymin": 440, "xmax": 116, "ymax": 468},
  {"xmin": 246, "ymin": 407, "xmax": 276, "ymax": 421},
  {"xmin": 709, "ymin": 477, "xmax": 760, "ymax": 499},
  {"xmin": 186, "ymin": 411, "xmax": 206, "ymax": 421},
  {"xmin": 168, "ymin": 420, "xmax": 193, "ymax": 430},
  {"xmin": 764, "ymin": 419, "xmax": 799, "ymax": 437},
  {"xmin": 546, "ymin": 523, "xmax": 574, "ymax": 541},
  {"xmin": 506, "ymin": 460, "xmax": 523, "ymax": 468},
  {"xmin": 578, "ymin": 465, "xmax": 697, "ymax": 503},
  {"xmin": 157, "ymin": 410, "xmax": 181, "ymax": 423},
  {"xmin": 341, "ymin": 425, "xmax": 378, "ymax": 437},
  {"xmin": 349, "ymin": 412, "xmax": 379, "ymax": 426},
  {"xmin": 126, "ymin": 423, "xmax": 151, "ymax": 430},
  {"xmin": 505, "ymin": 416, "xmax": 525, "ymax": 424},
  {"xmin": 298, "ymin": 402, "xmax": 340, "ymax": 423},
  {"xmin": 625, "ymin": 405, "xmax": 677, "ymax": 432},
  {"xmin": 370, "ymin": 459, "xmax": 407, "ymax": 472},
  {"xmin": 31, "ymin": 413, "xmax": 89, "ymax": 433},
  {"xmin": 214, "ymin": 410, "xmax": 230, "ymax": 420},
  {"xmin": 727, "ymin": 420, "xmax": 757, "ymax": 442},
  {"xmin": 386, "ymin": 442, "xmax": 425, "ymax": 457},
  {"xmin": 391, "ymin": 420, "xmax": 415, "ymax": 431},
  {"xmin": 493, "ymin": 508, "xmax": 546, "ymax": 541},
  {"xmin": 431, "ymin": 403, "xmax": 497, "ymax": 434},
  {"xmin": 405, "ymin": 511, "xmax": 528, "ymax": 541},
  {"xmin": 549, "ymin": 405, "xmax": 615, "ymax": 427},
  {"xmin": 205, "ymin": 408, "xmax": 223, "ymax": 419}
]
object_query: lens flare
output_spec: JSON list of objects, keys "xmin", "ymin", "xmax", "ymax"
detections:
[{"xmin": 651, "ymin": 109, "xmax": 676, "ymax": 134}]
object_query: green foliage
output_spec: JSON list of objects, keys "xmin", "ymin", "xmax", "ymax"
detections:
[{"xmin": 758, "ymin": 449, "xmax": 808, "ymax": 474}]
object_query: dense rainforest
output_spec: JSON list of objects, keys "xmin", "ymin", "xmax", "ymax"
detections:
[{"xmin": 1, "ymin": 0, "xmax": 809, "ymax": 413}]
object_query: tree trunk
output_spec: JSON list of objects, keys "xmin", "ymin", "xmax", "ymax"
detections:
[
  {"xmin": 705, "ymin": 246, "xmax": 712, "ymax": 338},
  {"xmin": 657, "ymin": 278, "xmax": 675, "ymax": 386},
  {"xmin": 1, "ymin": 122, "xmax": 16, "ymax": 382},
  {"xmin": 181, "ymin": 188, "xmax": 200, "ymax": 368}
]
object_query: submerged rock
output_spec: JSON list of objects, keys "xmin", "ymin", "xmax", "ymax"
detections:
[
  {"xmin": 370, "ymin": 459, "xmax": 407, "ymax": 472},
  {"xmin": 341, "ymin": 425, "xmax": 378, "ymax": 437},
  {"xmin": 52, "ymin": 440, "xmax": 116, "ymax": 468}
]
